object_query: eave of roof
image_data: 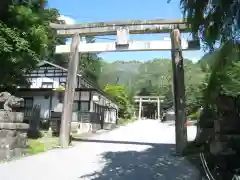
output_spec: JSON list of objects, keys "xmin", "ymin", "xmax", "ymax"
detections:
[{"xmin": 37, "ymin": 60, "xmax": 118, "ymax": 105}]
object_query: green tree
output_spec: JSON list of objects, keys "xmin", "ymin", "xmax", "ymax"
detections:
[
  {"xmin": 99, "ymin": 58, "xmax": 206, "ymax": 115},
  {"xmin": 104, "ymin": 85, "xmax": 132, "ymax": 119},
  {"xmin": 204, "ymin": 43, "xmax": 240, "ymax": 104},
  {"xmin": 51, "ymin": 36, "xmax": 103, "ymax": 85},
  {"xmin": 180, "ymin": 0, "xmax": 239, "ymax": 47},
  {"xmin": 0, "ymin": 0, "xmax": 61, "ymax": 91},
  {"xmin": 79, "ymin": 37, "xmax": 102, "ymax": 84}
]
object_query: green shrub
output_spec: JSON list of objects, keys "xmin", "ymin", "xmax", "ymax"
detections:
[
  {"xmin": 27, "ymin": 140, "xmax": 46, "ymax": 155},
  {"xmin": 188, "ymin": 111, "xmax": 201, "ymax": 120},
  {"xmin": 27, "ymin": 137, "xmax": 59, "ymax": 155},
  {"xmin": 104, "ymin": 85, "xmax": 133, "ymax": 119},
  {"xmin": 183, "ymin": 141, "xmax": 204, "ymax": 156},
  {"xmin": 118, "ymin": 118, "xmax": 135, "ymax": 125}
]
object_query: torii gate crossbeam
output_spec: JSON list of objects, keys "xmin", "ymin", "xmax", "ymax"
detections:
[
  {"xmin": 55, "ymin": 40, "xmax": 196, "ymax": 53},
  {"xmin": 51, "ymin": 18, "xmax": 191, "ymax": 36},
  {"xmin": 51, "ymin": 18, "xmax": 200, "ymax": 53}
]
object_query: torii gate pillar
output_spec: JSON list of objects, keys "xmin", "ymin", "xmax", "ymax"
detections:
[
  {"xmin": 59, "ymin": 34, "xmax": 80, "ymax": 148},
  {"xmin": 138, "ymin": 98, "xmax": 142, "ymax": 120},
  {"xmin": 157, "ymin": 97, "xmax": 160, "ymax": 120}
]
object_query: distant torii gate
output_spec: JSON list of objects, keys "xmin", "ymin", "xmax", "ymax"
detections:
[
  {"xmin": 134, "ymin": 96, "xmax": 164, "ymax": 120},
  {"xmin": 50, "ymin": 18, "xmax": 200, "ymax": 154}
]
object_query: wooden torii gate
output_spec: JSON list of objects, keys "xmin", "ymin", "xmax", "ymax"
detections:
[
  {"xmin": 133, "ymin": 96, "xmax": 164, "ymax": 120},
  {"xmin": 50, "ymin": 18, "xmax": 200, "ymax": 154}
]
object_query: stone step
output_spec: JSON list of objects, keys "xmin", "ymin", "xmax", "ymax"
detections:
[
  {"xmin": 0, "ymin": 130, "xmax": 27, "ymax": 149},
  {"xmin": 0, "ymin": 148, "xmax": 27, "ymax": 161},
  {"xmin": 0, "ymin": 123, "xmax": 29, "ymax": 130},
  {"xmin": 0, "ymin": 111, "xmax": 24, "ymax": 123}
]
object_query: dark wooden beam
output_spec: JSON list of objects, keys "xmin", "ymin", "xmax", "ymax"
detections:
[{"xmin": 50, "ymin": 19, "xmax": 191, "ymax": 37}]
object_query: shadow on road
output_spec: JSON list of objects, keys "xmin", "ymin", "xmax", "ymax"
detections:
[
  {"xmin": 77, "ymin": 139, "xmax": 203, "ymax": 180},
  {"xmin": 73, "ymin": 138, "xmax": 166, "ymax": 146}
]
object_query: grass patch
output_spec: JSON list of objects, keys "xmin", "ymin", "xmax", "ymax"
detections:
[
  {"xmin": 188, "ymin": 111, "xmax": 200, "ymax": 121},
  {"xmin": 27, "ymin": 139, "xmax": 46, "ymax": 155},
  {"xmin": 27, "ymin": 135, "xmax": 59, "ymax": 155},
  {"xmin": 118, "ymin": 118, "xmax": 135, "ymax": 125}
]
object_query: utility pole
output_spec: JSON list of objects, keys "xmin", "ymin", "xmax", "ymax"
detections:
[
  {"xmin": 170, "ymin": 28, "xmax": 187, "ymax": 154},
  {"xmin": 60, "ymin": 33, "xmax": 80, "ymax": 148}
]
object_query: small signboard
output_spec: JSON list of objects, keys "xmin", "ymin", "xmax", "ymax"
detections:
[{"xmin": 116, "ymin": 27, "xmax": 129, "ymax": 45}]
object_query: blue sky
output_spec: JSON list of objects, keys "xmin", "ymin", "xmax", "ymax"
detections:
[{"xmin": 48, "ymin": 0, "xmax": 205, "ymax": 62}]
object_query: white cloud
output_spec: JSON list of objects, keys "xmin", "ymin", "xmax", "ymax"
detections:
[{"xmin": 58, "ymin": 15, "xmax": 76, "ymax": 25}]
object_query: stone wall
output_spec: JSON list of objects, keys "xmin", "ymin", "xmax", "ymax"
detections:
[
  {"xmin": 210, "ymin": 118, "xmax": 240, "ymax": 155},
  {"xmin": 0, "ymin": 111, "xmax": 29, "ymax": 161}
]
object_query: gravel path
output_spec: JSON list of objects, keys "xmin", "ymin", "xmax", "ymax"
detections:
[{"xmin": 0, "ymin": 120, "xmax": 201, "ymax": 180}]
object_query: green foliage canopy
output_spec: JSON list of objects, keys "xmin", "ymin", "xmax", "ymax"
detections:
[
  {"xmin": 180, "ymin": 0, "xmax": 239, "ymax": 47},
  {"xmin": 0, "ymin": 0, "xmax": 61, "ymax": 91},
  {"xmin": 99, "ymin": 58, "xmax": 206, "ymax": 115},
  {"xmin": 104, "ymin": 85, "xmax": 133, "ymax": 119}
]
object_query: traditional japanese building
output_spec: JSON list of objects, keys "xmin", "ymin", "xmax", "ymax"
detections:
[{"xmin": 16, "ymin": 61, "xmax": 118, "ymax": 128}]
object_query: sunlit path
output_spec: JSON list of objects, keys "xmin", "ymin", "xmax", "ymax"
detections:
[{"xmin": 0, "ymin": 120, "xmax": 200, "ymax": 180}]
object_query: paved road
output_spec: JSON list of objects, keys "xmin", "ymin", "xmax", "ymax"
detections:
[{"xmin": 0, "ymin": 120, "xmax": 201, "ymax": 180}]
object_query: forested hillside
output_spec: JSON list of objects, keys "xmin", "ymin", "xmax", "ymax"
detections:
[{"xmin": 94, "ymin": 58, "xmax": 207, "ymax": 115}]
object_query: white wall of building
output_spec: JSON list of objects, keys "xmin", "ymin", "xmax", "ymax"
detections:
[
  {"xmin": 29, "ymin": 76, "xmax": 64, "ymax": 89},
  {"xmin": 27, "ymin": 75, "xmax": 94, "ymax": 89},
  {"xmin": 20, "ymin": 62, "xmax": 118, "ymax": 120},
  {"xmin": 30, "ymin": 91, "xmax": 91, "ymax": 119}
]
